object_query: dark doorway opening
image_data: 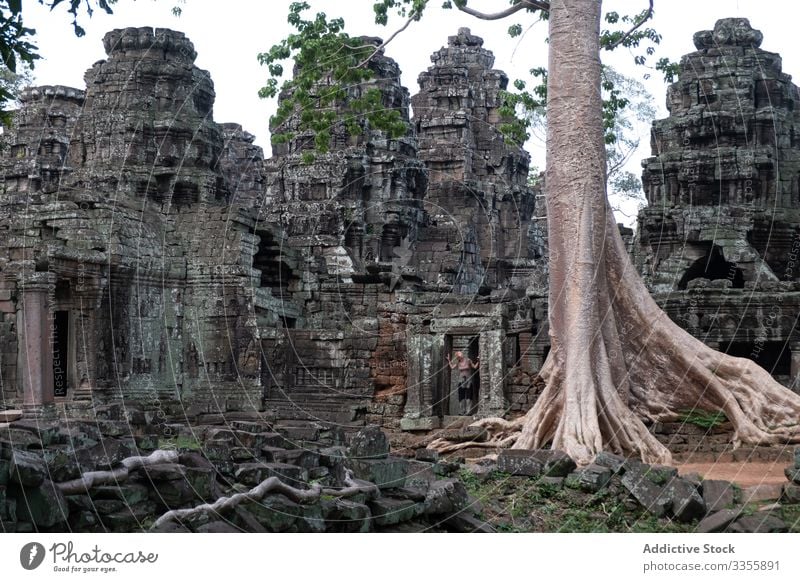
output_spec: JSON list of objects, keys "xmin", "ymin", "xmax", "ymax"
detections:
[
  {"xmin": 723, "ymin": 341, "xmax": 790, "ymax": 376},
  {"xmin": 467, "ymin": 336, "xmax": 480, "ymax": 415},
  {"xmin": 678, "ymin": 245, "xmax": 745, "ymax": 290},
  {"xmin": 52, "ymin": 310, "xmax": 69, "ymax": 397}
]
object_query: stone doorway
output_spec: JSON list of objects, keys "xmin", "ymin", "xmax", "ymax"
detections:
[{"xmin": 446, "ymin": 335, "xmax": 480, "ymax": 416}]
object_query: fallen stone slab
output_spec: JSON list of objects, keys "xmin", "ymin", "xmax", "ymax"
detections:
[
  {"xmin": 276, "ymin": 425, "xmax": 321, "ymax": 443},
  {"xmin": 696, "ymin": 508, "xmax": 743, "ymax": 533},
  {"xmin": 593, "ymin": 451, "xmax": 626, "ymax": 473},
  {"xmin": 349, "ymin": 457, "xmax": 407, "ymax": 489},
  {"xmin": 368, "ymin": 497, "xmax": 422, "ymax": 526},
  {"xmin": 91, "ymin": 483, "xmax": 150, "ymax": 506},
  {"xmin": 642, "ymin": 464, "xmax": 678, "ymax": 486},
  {"xmin": 137, "ymin": 463, "xmax": 186, "ymax": 481},
  {"xmin": 740, "ymin": 483, "xmax": 783, "ymax": 504},
  {"xmin": 621, "ymin": 464, "xmax": 670, "ymax": 518},
  {"xmin": 497, "ymin": 450, "xmax": 543, "ymax": 477},
  {"xmin": 321, "ymin": 498, "xmax": 372, "ymax": 533},
  {"xmin": 785, "ymin": 466, "xmax": 800, "ymax": 485},
  {"xmin": 11, "ymin": 480, "xmax": 68, "ymax": 529},
  {"xmin": 702, "ymin": 479, "xmax": 737, "ymax": 512},
  {"xmin": 729, "ymin": 514, "xmax": 788, "ymax": 533},
  {"xmin": 657, "ymin": 477, "xmax": 706, "ymax": 522},
  {"xmin": 424, "ymin": 479, "xmax": 469, "ymax": 515},
  {"xmin": 781, "ymin": 483, "xmax": 800, "ymax": 504},
  {"xmin": 414, "ymin": 448, "xmax": 440, "ymax": 463},
  {"xmin": 444, "ymin": 512, "xmax": 496, "ymax": 533},
  {"xmin": 346, "ymin": 425, "xmax": 389, "ymax": 460},
  {"xmin": 0, "ymin": 410, "xmax": 22, "ymax": 423},
  {"xmin": 565, "ymin": 464, "xmax": 612, "ymax": 493},
  {"xmin": 240, "ymin": 494, "xmax": 302, "ymax": 532},
  {"xmin": 10, "ymin": 449, "xmax": 47, "ymax": 487}
]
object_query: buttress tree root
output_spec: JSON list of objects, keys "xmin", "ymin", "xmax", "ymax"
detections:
[{"xmin": 429, "ymin": 0, "xmax": 800, "ymax": 467}]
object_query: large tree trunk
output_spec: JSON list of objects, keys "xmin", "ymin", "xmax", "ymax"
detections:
[{"xmin": 468, "ymin": 0, "xmax": 800, "ymax": 466}]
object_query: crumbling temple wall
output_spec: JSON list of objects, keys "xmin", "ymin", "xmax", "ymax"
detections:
[
  {"xmin": 7, "ymin": 20, "xmax": 799, "ymax": 443},
  {"xmin": 0, "ymin": 28, "xmax": 275, "ymax": 418},
  {"xmin": 636, "ymin": 18, "xmax": 800, "ymax": 392}
]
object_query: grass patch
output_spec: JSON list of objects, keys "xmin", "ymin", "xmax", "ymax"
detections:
[{"xmin": 680, "ymin": 409, "xmax": 728, "ymax": 429}]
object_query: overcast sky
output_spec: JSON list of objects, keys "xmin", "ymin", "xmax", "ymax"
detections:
[{"xmin": 21, "ymin": 0, "xmax": 800, "ymax": 190}]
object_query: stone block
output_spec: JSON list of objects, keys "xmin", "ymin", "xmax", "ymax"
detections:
[
  {"xmin": 349, "ymin": 457, "xmax": 408, "ymax": 489},
  {"xmin": 11, "ymin": 480, "xmax": 68, "ymax": 529},
  {"xmin": 91, "ymin": 483, "xmax": 150, "ymax": 506},
  {"xmin": 782, "ymin": 483, "xmax": 800, "ymax": 504},
  {"xmin": 400, "ymin": 416, "xmax": 441, "ymax": 431},
  {"xmin": 0, "ymin": 410, "xmax": 22, "ymax": 423},
  {"xmin": 241, "ymin": 493, "xmax": 302, "ymax": 532},
  {"xmin": 137, "ymin": 463, "xmax": 186, "ymax": 481},
  {"xmin": 368, "ymin": 497, "xmax": 422, "ymax": 526},
  {"xmin": 702, "ymin": 479, "xmax": 736, "ymax": 512},
  {"xmin": 620, "ymin": 464, "xmax": 670, "ymax": 518},
  {"xmin": 414, "ymin": 448, "xmax": 440, "ymax": 463},
  {"xmin": 346, "ymin": 425, "xmax": 389, "ymax": 460},
  {"xmin": 10, "ymin": 449, "xmax": 46, "ymax": 487},
  {"xmin": 730, "ymin": 514, "xmax": 788, "ymax": 533},
  {"xmin": 321, "ymin": 498, "xmax": 372, "ymax": 532},
  {"xmin": 496, "ymin": 450, "xmax": 543, "ymax": 477},
  {"xmin": 696, "ymin": 508, "xmax": 742, "ymax": 533},
  {"xmin": 657, "ymin": 477, "xmax": 706, "ymax": 522},
  {"xmin": 785, "ymin": 466, "xmax": 800, "ymax": 485},
  {"xmin": 565, "ymin": 463, "xmax": 612, "ymax": 493},
  {"xmin": 424, "ymin": 478, "xmax": 469, "ymax": 515}
]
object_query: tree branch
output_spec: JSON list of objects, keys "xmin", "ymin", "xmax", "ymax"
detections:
[
  {"xmin": 456, "ymin": 0, "xmax": 549, "ymax": 21},
  {"xmin": 356, "ymin": 11, "xmax": 419, "ymax": 69},
  {"xmin": 606, "ymin": 0, "xmax": 654, "ymax": 50}
]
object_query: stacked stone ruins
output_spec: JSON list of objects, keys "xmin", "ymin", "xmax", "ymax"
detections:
[
  {"xmin": 635, "ymin": 17, "xmax": 800, "ymax": 391},
  {"xmin": 1, "ymin": 19, "xmax": 799, "ymax": 447},
  {"xmin": 0, "ymin": 27, "xmax": 545, "ymax": 430}
]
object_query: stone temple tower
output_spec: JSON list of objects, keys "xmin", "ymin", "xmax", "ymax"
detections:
[{"xmin": 636, "ymin": 18, "xmax": 800, "ymax": 389}]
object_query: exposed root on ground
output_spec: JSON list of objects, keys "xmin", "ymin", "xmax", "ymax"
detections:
[
  {"xmin": 57, "ymin": 450, "xmax": 180, "ymax": 495},
  {"xmin": 151, "ymin": 469, "xmax": 378, "ymax": 530}
]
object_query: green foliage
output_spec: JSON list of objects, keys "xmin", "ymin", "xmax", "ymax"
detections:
[
  {"xmin": 0, "ymin": 1, "xmax": 120, "ymax": 122},
  {"xmin": 159, "ymin": 434, "xmax": 202, "ymax": 451},
  {"xmin": 0, "ymin": 0, "xmax": 40, "ymax": 120},
  {"xmin": 259, "ymin": 2, "xmax": 411, "ymax": 156},
  {"xmin": 679, "ymin": 409, "xmax": 728, "ymax": 429},
  {"xmin": 262, "ymin": 0, "xmax": 674, "ymax": 163},
  {"xmin": 460, "ymin": 469, "xmax": 696, "ymax": 533}
]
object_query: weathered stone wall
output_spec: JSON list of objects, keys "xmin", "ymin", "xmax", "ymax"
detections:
[
  {"xmin": 0, "ymin": 28, "xmax": 274, "ymax": 417},
  {"xmin": 636, "ymin": 18, "xmax": 800, "ymax": 393}
]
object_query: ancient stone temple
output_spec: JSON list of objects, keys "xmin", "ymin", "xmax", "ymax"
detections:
[
  {"xmin": 636, "ymin": 18, "xmax": 800, "ymax": 391},
  {"xmin": 259, "ymin": 29, "xmax": 545, "ymax": 429},
  {"xmin": 0, "ymin": 28, "xmax": 273, "ymax": 418},
  {"xmin": 0, "ymin": 26, "xmax": 545, "ymax": 429}
]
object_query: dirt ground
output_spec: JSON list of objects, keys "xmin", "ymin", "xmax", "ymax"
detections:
[{"xmin": 677, "ymin": 461, "xmax": 787, "ymax": 487}]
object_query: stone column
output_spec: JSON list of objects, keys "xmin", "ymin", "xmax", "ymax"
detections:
[
  {"xmin": 478, "ymin": 329, "xmax": 508, "ymax": 417},
  {"xmin": 401, "ymin": 334, "xmax": 442, "ymax": 430},
  {"xmin": 790, "ymin": 342, "xmax": 800, "ymax": 394},
  {"xmin": 18, "ymin": 277, "xmax": 54, "ymax": 417},
  {"xmin": 71, "ymin": 300, "xmax": 99, "ymax": 400}
]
